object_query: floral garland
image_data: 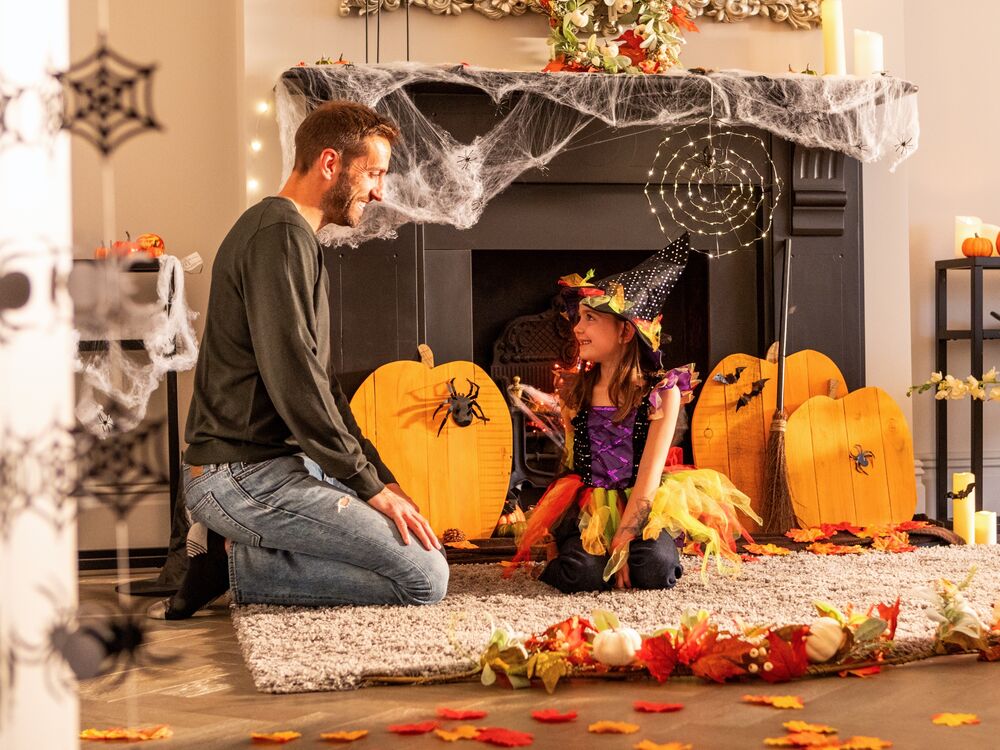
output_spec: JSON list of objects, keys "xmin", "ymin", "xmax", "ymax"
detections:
[
  {"xmin": 540, "ymin": 0, "xmax": 698, "ymax": 74},
  {"xmin": 909, "ymin": 367, "xmax": 1000, "ymax": 402},
  {"xmin": 481, "ymin": 570, "xmax": 1000, "ymax": 693}
]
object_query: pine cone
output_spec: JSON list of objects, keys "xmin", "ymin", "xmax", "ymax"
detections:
[{"xmin": 442, "ymin": 528, "xmax": 466, "ymax": 543}]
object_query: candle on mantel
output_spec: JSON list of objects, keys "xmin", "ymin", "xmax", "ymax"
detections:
[
  {"xmin": 952, "ymin": 472, "xmax": 976, "ymax": 544},
  {"xmin": 853, "ymin": 30, "xmax": 884, "ymax": 76},
  {"xmin": 978, "ymin": 223, "xmax": 1000, "ymax": 255},
  {"xmin": 955, "ymin": 215, "xmax": 982, "ymax": 258},
  {"xmin": 975, "ymin": 511, "xmax": 997, "ymax": 545},
  {"xmin": 821, "ymin": 0, "xmax": 847, "ymax": 75}
]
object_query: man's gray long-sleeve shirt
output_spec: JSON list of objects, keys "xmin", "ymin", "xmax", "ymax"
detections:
[{"xmin": 184, "ymin": 196, "xmax": 394, "ymax": 500}]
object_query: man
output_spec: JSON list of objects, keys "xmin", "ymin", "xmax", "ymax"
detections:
[{"xmin": 153, "ymin": 101, "xmax": 447, "ymax": 619}]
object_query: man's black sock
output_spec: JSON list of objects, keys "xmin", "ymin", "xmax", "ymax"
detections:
[{"xmin": 159, "ymin": 530, "xmax": 229, "ymax": 620}]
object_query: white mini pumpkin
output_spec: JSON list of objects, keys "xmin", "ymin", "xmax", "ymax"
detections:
[
  {"xmin": 592, "ymin": 627, "xmax": 642, "ymax": 666},
  {"xmin": 805, "ymin": 617, "xmax": 847, "ymax": 663}
]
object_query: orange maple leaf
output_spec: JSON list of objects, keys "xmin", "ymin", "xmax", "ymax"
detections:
[
  {"xmin": 838, "ymin": 665, "xmax": 881, "ymax": 678},
  {"xmin": 839, "ymin": 736, "xmax": 893, "ymax": 749},
  {"xmin": 819, "ymin": 522, "xmax": 864, "ymax": 537},
  {"xmin": 387, "ymin": 721, "xmax": 439, "ymax": 734},
  {"xmin": 870, "ymin": 531, "xmax": 916, "ymax": 553},
  {"xmin": 764, "ymin": 732, "xmax": 840, "ymax": 746},
  {"xmin": 786, "ymin": 527, "xmax": 830, "ymax": 543},
  {"xmin": 807, "ymin": 542, "xmax": 866, "ymax": 555},
  {"xmin": 931, "ymin": 712, "xmax": 980, "ymax": 726},
  {"xmin": 320, "ymin": 729, "xmax": 368, "ymax": 743},
  {"xmin": 437, "ymin": 707, "xmax": 488, "ymax": 720},
  {"xmin": 633, "ymin": 701, "xmax": 683, "ymax": 713},
  {"xmin": 690, "ymin": 633, "xmax": 753, "ymax": 683},
  {"xmin": 894, "ymin": 519, "xmax": 930, "ymax": 532},
  {"xmin": 855, "ymin": 525, "xmax": 896, "ymax": 539},
  {"xmin": 783, "ymin": 721, "xmax": 838, "ymax": 734},
  {"xmin": 250, "ymin": 731, "xmax": 303, "ymax": 743},
  {"xmin": 445, "ymin": 540, "xmax": 479, "ymax": 549},
  {"xmin": 588, "ymin": 720, "xmax": 640, "ymax": 734},
  {"xmin": 745, "ymin": 543, "xmax": 792, "ymax": 556},
  {"xmin": 634, "ymin": 742, "xmax": 693, "ymax": 750},
  {"xmin": 637, "ymin": 633, "xmax": 677, "ymax": 683},
  {"xmin": 434, "ymin": 725, "xmax": 481, "ymax": 741},
  {"xmin": 874, "ymin": 597, "xmax": 901, "ymax": 640},
  {"xmin": 81, "ymin": 725, "xmax": 173, "ymax": 741},
  {"xmin": 742, "ymin": 694, "xmax": 805, "ymax": 709}
]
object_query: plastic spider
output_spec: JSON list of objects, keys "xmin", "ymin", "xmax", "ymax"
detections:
[
  {"xmin": 849, "ymin": 444, "xmax": 875, "ymax": 475},
  {"xmin": 433, "ymin": 378, "xmax": 490, "ymax": 436}
]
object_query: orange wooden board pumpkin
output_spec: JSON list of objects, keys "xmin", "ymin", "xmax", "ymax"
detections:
[
  {"xmin": 785, "ymin": 387, "xmax": 916, "ymax": 528},
  {"xmin": 350, "ymin": 359, "xmax": 512, "ymax": 539},
  {"xmin": 691, "ymin": 350, "xmax": 848, "ymax": 529}
]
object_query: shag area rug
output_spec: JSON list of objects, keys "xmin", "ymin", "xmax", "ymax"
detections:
[{"xmin": 231, "ymin": 546, "xmax": 1000, "ymax": 693}]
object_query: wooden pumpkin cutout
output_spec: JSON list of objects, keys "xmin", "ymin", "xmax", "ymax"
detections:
[
  {"xmin": 349, "ymin": 346, "xmax": 512, "ymax": 539},
  {"xmin": 785, "ymin": 387, "xmax": 916, "ymax": 528},
  {"xmin": 691, "ymin": 350, "xmax": 848, "ymax": 529}
]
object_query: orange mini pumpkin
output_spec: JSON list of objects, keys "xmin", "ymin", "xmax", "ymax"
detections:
[
  {"xmin": 962, "ymin": 233, "xmax": 993, "ymax": 257},
  {"xmin": 136, "ymin": 233, "xmax": 166, "ymax": 258}
]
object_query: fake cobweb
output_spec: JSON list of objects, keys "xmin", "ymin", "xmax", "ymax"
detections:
[
  {"xmin": 72, "ymin": 255, "xmax": 198, "ymax": 436},
  {"xmin": 275, "ymin": 63, "xmax": 919, "ymax": 248}
]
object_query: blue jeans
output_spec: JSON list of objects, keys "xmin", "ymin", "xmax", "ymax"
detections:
[{"xmin": 182, "ymin": 454, "xmax": 449, "ymax": 606}]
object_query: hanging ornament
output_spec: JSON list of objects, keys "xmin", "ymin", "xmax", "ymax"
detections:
[
  {"xmin": 643, "ymin": 119, "xmax": 782, "ymax": 259},
  {"xmin": 54, "ymin": 35, "xmax": 161, "ymax": 156}
]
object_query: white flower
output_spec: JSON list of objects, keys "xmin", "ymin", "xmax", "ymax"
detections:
[
  {"xmin": 983, "ymin": 367, "xmax": 997, "ymax": 384},
  {"xmin": 989, "ymin": 387, "xmax": 1000, "ymax": 401},
  {"xmin": 614, "ymin": 0, "xmax": 633, "ymax": 13},
  {"xmin": 930, "ymin": 371, "xmax": 944, "ymax": 383}
]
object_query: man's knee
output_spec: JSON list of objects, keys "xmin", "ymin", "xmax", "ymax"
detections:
[{"xmin": 400, "ymin": 548, "xmax": 449, "ymax": 605}]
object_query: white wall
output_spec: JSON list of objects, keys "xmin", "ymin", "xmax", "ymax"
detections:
[{"xmin": 905, "ymin": 0, "xmax": 1000, "ymax": 515}]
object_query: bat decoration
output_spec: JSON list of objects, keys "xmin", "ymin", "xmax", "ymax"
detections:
[
  {"xmin": 713, "ymin": 366, "xmax": 746, "ymax": 385},
  {"xmin": 735, "ymin": 378, "xmax": 769, "ymax": 411},
  {"xmin": 946, "ymin": 483, "xmax": 976, "ymax": 501}
]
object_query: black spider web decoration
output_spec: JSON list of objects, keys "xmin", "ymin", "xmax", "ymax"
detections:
[
  {"xmin": 0, "ymin": 423, "xmax": 78, "ymax": 539},
  {"xmin": 54, "ymin": 36, "xmax": 161, "ymax": 156}
]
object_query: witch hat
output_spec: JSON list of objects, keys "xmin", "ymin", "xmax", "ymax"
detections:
[{"xmin": 558, "ymin": 232, "xmax": 690, "ymax": 369}]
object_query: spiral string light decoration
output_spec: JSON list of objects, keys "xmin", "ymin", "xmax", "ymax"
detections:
[{"xmin": 644, "ymin": 119, "xmax": 782, "ymax": 260}]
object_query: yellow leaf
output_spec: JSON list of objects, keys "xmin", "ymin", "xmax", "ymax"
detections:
[
  {"xmin": 839, "ymin": 737, "xmax": 893, "ymax": 749},
  {"xmin": 744, "ymin": 543, "xmax": 791, "ymax": 556},
  {"xmin": 251, "ymin": 731, "xmax": 302, "ymax": 743},
  {"xmin": 785, "ymin": 527, "xmax": 829, "ymax": 543},
  {"xmin": 931, "ymin": 713, "xmax": 980, "ymax": 727},
  {"xmin": 589, "ymin": 720, "xmax": 641, "ymax": 734},
  {"xmin": 320, "ymin": 729, "xmax": 369, "ymax": 742},
  {"xmin": 444, "ymin": 540, "xmax": 479, "ymax": 549},
  {"xmin": 434, "ymin": 725, "xmax": 480, "ymax": 741},
  {"xmin": 634, "ymin": 741, "xmax": 693, "ymax": 750},
  {"xmin": 742, "ymin": 694, "xmax": 804, "ymax": 709},
  {"xmin": 783, "ymin": 721, "xmax": 838, "ymax": 734}
]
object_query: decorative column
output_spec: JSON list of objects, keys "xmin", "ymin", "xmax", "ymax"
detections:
[{"xmin": 0, "ymin": 1, "xmax": 77, "ymax": 748}]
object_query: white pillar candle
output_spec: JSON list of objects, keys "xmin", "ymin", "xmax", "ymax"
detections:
[
  {"xmin": 821, "ymin": 0, "xmax": 847, "ymax": 75},
  {"xmin": 978, "ymin": 223, "xmax": 999, "ymax": 256},
  {"xmin": 853, "ymin": 30, "xmax": 884, "ymax": 76},
  {"xmin": 952, "ymin": 472, "xmax": 976, "ymax": 544},
  {"xmin": 974, "ymin": 511, "xmax": 997, "ymax": 545},
  {"xmin": 955, "ymin": 215, "xmax": 982, "ymax": 258}
]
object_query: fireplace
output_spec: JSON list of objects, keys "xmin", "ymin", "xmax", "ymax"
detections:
[{"xmin": 322, "ymin": 86, "xmax": 867, "ymax": 425}]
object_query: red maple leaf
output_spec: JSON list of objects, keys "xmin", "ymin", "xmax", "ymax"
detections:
[
  {"xmin": 895, "ymin": 519, "xmax": 930, "ymax": 532},
  {"xmin": 637, "ymin": 633, "xmax": 677, "ymax": 683},
  {"xmin": 475, "ymin": 727, "xmax": 534, "ymax": 747},
  {"xmin": 613, "ymin": 30, "xmax": 647, "ymax": 66},
  {"xmin": 531, "ymin": 709, "xmax": 577, "ymax": 723},
  {"xmin": 690, "ymin": 634, "xmax": 753, "ymax": 683},
  {"xmin": 875, "ymin": 597, "xmax": 901, "ymax": 641},
  {"xmin": 633, "ymin": 701, "xmax": 684, "ymax": 713},
  {"xmin": 761, "ymin": 627, "xmax": 809, "ymax": 683},
  {"xmin": 387, "ymin": 720, "xmax": 439, "ymax": 734},
  {"xmin": 675, "ymin": 619, "xmax": 712, "ymax": 666},
  {"xmin": 819, "ymin": 522, "xmax": 864, "ymax": 537},
  {"xmin": 670, "ymin": 5, "xmax": 700, "ymax": 32},
  {"xmin": 437, "ymin": 707, "xmax": 488, "ymax": 720}
]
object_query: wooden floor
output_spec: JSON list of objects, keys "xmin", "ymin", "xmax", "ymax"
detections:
[{"xmin": 80, "ymin": 571, "xmax": 1000, "ymax": 749}]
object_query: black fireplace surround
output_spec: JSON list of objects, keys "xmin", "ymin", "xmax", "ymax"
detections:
[{"xmin": 321, "ymin": 85, "xmax": 865, "ymax": 401}]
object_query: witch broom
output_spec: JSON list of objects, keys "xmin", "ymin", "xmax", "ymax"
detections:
[{"xmin": 762, "ymin": 239, "xmax": 796, "ymax": 534}]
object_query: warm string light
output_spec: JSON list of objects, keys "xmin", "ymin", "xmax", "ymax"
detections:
[
  {"xmin": 643, "ymin": 120, "xmax": 783, "ymax": 260},
  {"xmin": 247, "ymin": 100, "xmax": 271, "ymax": 197}
]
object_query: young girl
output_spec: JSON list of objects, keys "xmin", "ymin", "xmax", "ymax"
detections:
[{"xmin": 511, "ymin": 233, "xmax": 760, "ymax": 592}]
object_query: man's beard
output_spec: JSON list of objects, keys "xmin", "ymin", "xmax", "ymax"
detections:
[{"xmin": 320, "ymin": 171, "xmax": 361, "ymax": 228}]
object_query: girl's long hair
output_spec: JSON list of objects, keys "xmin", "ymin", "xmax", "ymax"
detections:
[{"xmin": 560, "ymin": 327, "xmax": 650, "ymax": 423}]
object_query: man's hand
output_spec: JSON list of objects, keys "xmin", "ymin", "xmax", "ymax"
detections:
[
  {"xmin": 384, "ymin": 482, "xmax": 420, "ymax": 511},
  {"xmin": 368, "ymin": 485, "xmax": 441, "ymax": 550}
]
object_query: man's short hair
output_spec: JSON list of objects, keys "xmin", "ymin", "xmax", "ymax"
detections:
[{"xmin": 292, "ymin": 100, "xmax": 400, "ymax": 174}]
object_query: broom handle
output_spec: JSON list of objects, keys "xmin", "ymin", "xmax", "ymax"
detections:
[{"xmin": 775, "ymin": 239, "xmax": 792, "ymax": 413}]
